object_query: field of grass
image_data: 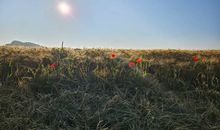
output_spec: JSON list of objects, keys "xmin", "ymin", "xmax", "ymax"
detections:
[{"xmin": 0, "ymin": 47, "xmax": 220, "ymax": 130}]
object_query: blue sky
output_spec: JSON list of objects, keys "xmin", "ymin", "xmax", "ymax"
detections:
[{"xmin": 0, "ymin": 0, "xmax": 220, "ymax": 49}]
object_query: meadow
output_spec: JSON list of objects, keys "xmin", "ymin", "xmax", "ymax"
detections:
[{"xmin": 0, "ymin": 47, "xmax": 220, "ymax": 130}]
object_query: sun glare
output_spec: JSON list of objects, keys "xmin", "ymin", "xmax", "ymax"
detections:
[{"xmin": 58, "ymin": 1, "xmax": 71, "ymax": 15}]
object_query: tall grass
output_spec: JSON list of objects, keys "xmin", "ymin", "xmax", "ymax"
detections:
[{"xmin": 0, "ymin": 47, "xmax": 220, "ymax": 130}]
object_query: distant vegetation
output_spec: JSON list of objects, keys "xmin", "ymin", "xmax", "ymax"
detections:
[
  {"xmin": 5, "ymin": 40, "xmax": 41, "ymax": 48},
  {"xmin": 0, "ymin": 47, "xmax": 220, "ymax": 130}
]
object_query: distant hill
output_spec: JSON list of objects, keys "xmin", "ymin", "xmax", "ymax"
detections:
[{"xmin": 5, "ymin": 40, "xmax": 42, "ymax": 48}]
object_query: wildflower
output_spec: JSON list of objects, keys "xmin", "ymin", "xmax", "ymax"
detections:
[
  {"xmin": 110, "ymin": 53, "xmax": 117, "ymax": 59},
  {"xmin": 128, "ymin": 62, "xmax": 136, "ymax": 68},
  {"xmin": 136, "ymin": 58, "xmax": 143, "ymax": 63},
  {"xmin": 50, "ymin": 63, "xmax": 58, "ymax": 70},
  {"xmin": 193, "ymin": 56, "xmax": 199, "ymax": 62}
]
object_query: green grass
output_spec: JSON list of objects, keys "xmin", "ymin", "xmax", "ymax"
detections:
[{"xmin": 0, "ymin": 47, "xmax": 220, "ymax": 130}]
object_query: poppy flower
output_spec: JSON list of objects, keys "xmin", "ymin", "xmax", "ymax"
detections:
[
  {"xmin": 110, "ymin": 53, "xmax": 117, "ymax": 59},
  {"xmin": 128, "ymin": 62, "xmax": 136, "ymax": 68},
  {"xmin": 136, "ymin": 58, "xmax": 143, "ymax": 63},
  {"xmin": 50, "ymin": 63, "xmax": 58, "ymax": 70},
  {"xmin": 193, "ymin": 56, "xmax": 199, "ymax": 62}
]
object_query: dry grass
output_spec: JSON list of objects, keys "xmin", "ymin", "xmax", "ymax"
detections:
[{"xmin": 0, "ymin": 47, "xmax": 220, "ymax": 130}]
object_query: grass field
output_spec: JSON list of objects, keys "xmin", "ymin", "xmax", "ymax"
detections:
[{"xmin": 0, "ymin": 47, "xmax": 220, "ymax": 130}]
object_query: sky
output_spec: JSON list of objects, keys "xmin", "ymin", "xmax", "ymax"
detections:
[{"xmin": 0, "ymin": 0, "xmax": 220, "ymax": 49}]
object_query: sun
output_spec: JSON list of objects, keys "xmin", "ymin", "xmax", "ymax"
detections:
[{"xmin": 57, "ymin": 1, "xmax": 71, "ymax": 15}]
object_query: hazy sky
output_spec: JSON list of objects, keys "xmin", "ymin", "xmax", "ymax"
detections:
[{"xmin": 0, "ymin": 0, "xmax": 220, "ymax": 49}]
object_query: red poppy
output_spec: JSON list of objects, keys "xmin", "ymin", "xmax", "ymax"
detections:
[
  {"xmin": 193, "ymin": 56, "xmax": 199, "ymax": 62},
  {"xmin": 128, "ymin": 62, "xmax": 136, "ymax": 68},
  {"xmin": 110, "ymin": 53, "xmax": 117, "ymax": 59},
  {"xmin": 136, "ymin": 58, "xmax": 143, "ymax": 63},
  {"xmin": 50, "ymin": 63, "xmax": 58, "ymax": 70}
]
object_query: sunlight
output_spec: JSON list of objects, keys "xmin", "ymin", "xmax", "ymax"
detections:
[{"xmin": 57, "ymin": 1, "xmax": 72, "ymax": 16}]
